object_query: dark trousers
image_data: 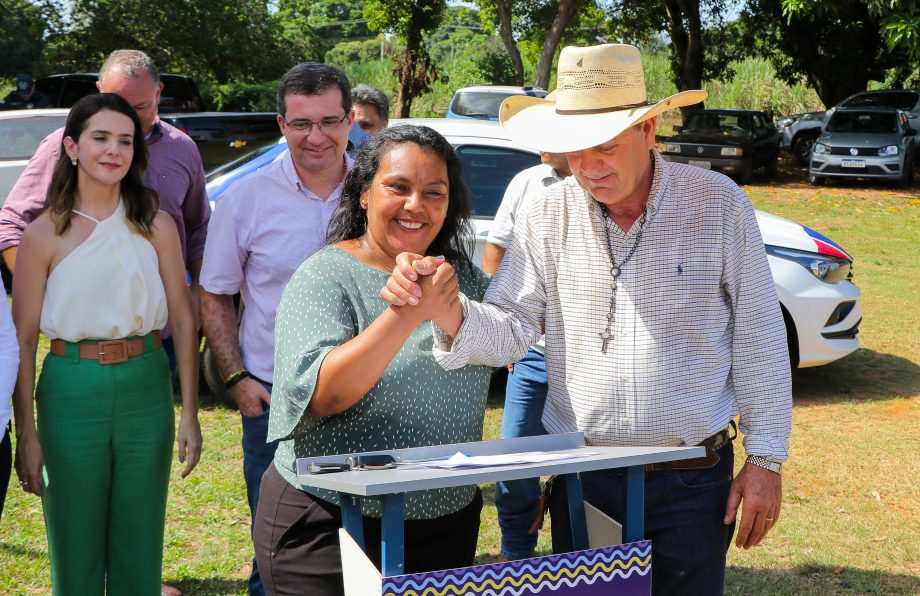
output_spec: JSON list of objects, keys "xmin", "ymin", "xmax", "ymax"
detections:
[
  {"xmin": 550, "ymin": 442, "xmax": 736, "ymax": 596},
  {"xmin": 496, "ymin": 348, "xmax": 548, "ymax": 559},
  {"xmin": 0, "ymin": 424, "xmax": 10, "ymax": 522},
  {"xmin": 254, "ymin": 464, "xmax": 483, "ymax": 596},
  {"xmin": 242, "ymin": 399, "xmax": 279, "ymax": 596}
]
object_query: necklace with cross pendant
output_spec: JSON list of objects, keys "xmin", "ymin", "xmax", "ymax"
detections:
[{"xmin": 599, "ymin": 208, "xmax": 646, "ymax": 353}]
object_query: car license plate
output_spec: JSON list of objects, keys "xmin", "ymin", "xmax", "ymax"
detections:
[
  {"xmin": 841, "ymin": 159, "xmax": 865, "ymax": 168},
  {"xmin": 688, "ymin": 159, "xmax": 711, "ymax": 169}
]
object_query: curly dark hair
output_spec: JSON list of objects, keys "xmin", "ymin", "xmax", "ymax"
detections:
[
  {"xmin": 47, "ymin": 93, "xmax": 158, "ymax": 237},
  {"xmin": 326, "ymin": 125, "xmax": 474, "ymax": 275}
]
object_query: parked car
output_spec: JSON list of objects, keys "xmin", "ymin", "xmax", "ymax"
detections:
[
  {"xmin": 200, "ymin": 118, "xmax": 860, "ymax": 404},
  {"xmin": 34, "ymin": 72, "xmax": 279, "ymax": 169},
  {"xmin": 808, "ymin": 106, "xmax": 917, "ymax": 187},
  {"xmin": 159, "ymin": 112, "xmax": 280, "ymax": 170},
  {"xmin": 35, "ymin": 72, "xmax": 206, "ymax": 113},
  {"xmin": 778, "ymin": 88, "xmax": 920, "ymax": 165},
  {"xmin": 0, "ymin": 108, "xmax": 70, "ymax": 206},
  {"xmin": 660, "ymin": 108, "xmax": 780, "ymax": 183},
  {"xmin": 446, "ymin": 86, "xmax": 547, "ymax": 120}
]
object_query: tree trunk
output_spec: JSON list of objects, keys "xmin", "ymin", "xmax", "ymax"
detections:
[
  {"xmin": 663, "ymin": 0, "xmax": 705, "ymax": 122},
  {"xmin": 535, "ymin": 0, "xmax": 584, "ymax": 90},
  {"xmin": 495, "ymin": 0, "xmax": 524, "ymax": 85},
  {"xmin": 394, "ymin": 26, "xmax": 423, "ymax": 118}
]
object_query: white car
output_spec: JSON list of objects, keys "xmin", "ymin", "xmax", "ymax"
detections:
[
  {"xmin": 0, "ymin": 108, "xmax": 70, "ymax": 206},
  {"xmin": 206, "ymin": 118, "xmax": 861, "ymax": 369}
]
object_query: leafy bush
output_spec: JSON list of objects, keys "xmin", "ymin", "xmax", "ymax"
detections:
[
  {"xmin": 201, "ymin": 81, "xmax": 277, "ymax": 112},
  {"xmin": 326, "ymin": 38, "xmax": 397, "ymax": 67}
]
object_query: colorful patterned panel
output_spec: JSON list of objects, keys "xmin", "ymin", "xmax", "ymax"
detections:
[{"xmin": 382, "ymin": 540, "xmax": 651, "ymax": 596}]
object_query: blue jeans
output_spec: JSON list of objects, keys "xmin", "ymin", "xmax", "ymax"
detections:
[
  {"xmin": 242, "ymin": 386, "xmax": 279, "ymax": 596},
  {"xmin": 495, "ymin": 348, "xmax": 548, "ymax": 559},
  {"xmin": 549, "ymin": 442, "xmax": 736, "ymax": 595}
]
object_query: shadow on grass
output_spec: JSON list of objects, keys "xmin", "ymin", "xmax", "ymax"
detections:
[
  {"xmin": 0, "ymin": 541, "xmax": 46, "ymax": 559},
  {"xmin": 792, "ymin": 348, "xmax": 920, "ymax": 405},
  {"xmin": 727, "ymin": 564, "xmax": 920, "ymax": 595},
  {"xmin": 168, "ymin": 578, "xmax": 247, "ymax": 595}
]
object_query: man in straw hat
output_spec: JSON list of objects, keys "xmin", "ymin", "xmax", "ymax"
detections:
[{"xmin": 381, "ymin": 43, "xmax": 791, "ymax": 594}]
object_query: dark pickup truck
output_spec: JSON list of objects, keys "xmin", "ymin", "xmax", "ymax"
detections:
[{"xmin": 35, "ymin": 73, "xmax": 279, "ymax": 170}]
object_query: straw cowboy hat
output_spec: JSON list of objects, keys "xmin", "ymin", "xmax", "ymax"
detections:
[{"xmin": 499, "ymin": 44, "xmax": 707, "ymax": 153}]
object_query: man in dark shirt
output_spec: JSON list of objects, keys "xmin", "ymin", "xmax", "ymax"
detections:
[{"xmin": 0, "ymin": 75, "xmax": 51, "ymax": 110}]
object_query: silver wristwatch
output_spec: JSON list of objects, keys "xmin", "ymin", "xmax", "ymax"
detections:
[{"xmin": 746, "ymin": 455, "xmax": 782, "ymax": 475}]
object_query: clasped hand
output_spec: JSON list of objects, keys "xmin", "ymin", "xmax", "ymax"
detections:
[{"xmin": 380, "ymin": 253, "xmax": 462, "ymax": 332}]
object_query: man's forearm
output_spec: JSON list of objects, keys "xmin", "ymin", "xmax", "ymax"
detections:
[{"xmin": 200, "ymin": 290, "xmax": 244, "ymax": 380}]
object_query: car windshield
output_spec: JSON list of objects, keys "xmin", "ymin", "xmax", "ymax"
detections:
[
  {"xmin": 826, "ymin": 111, "xmax": 898, "ymax": 134},
  {"xmin": 450, "ymin": 92, "xmax": 516, "ymax": 119},
  {"xmin": 841, "ymin": 91, "xmax": 919, "ymax": 111},
  {"xmin": 454, "ymin": 145, "xmax": 541, "ymax": 216},
  {"xmin": 684, "ymin": 112, "xmax": 753, "ymax": 133},
  {"xmin": 0, "ymin": 114, "xmax": 68, "ymax": 160},
  {"xmin": 206, "ymin": 139, "xmax": 281, "ymax": 181}
]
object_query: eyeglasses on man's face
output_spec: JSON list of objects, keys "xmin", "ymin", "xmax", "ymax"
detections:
[{"xmin": 281, "ymin": 112, "xmax": 349, "ymax": 134}]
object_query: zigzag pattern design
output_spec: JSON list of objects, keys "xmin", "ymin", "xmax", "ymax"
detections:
[{"xmin": 383, "ymin": 542, "xmax": 651, "ymax": 596}]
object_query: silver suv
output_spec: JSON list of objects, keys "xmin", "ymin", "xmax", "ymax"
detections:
[
  {"xmin": 779, "ymin": 89, "xmax": 920, "ymax": 165},
  {"xmin": 808, "ymin": 106, "xmax": 918, "ymax": 186}
]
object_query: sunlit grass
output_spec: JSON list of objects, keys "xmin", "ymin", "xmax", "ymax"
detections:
[{"xmin": 1, "ymin": 179, "xmax": 917, "ymax": 594}]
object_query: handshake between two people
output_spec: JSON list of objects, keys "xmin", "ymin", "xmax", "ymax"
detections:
[{"xmin": 379, "ymin": 252, "xmax": 464, "ymax": 337}]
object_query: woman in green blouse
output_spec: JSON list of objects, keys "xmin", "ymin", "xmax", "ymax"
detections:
[{"xmin": 254, "ymin": 125, "xmax": 493, "ymax": 595}]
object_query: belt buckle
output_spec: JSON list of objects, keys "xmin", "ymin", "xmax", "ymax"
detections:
[{"xmin": 97, "ymin": 340, "xmax": 129, "ymax": 365}]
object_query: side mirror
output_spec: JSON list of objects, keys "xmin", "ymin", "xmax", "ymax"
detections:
[{"xmin": 673, "ymin": 125, "xmax": 683, "ymax": 132}]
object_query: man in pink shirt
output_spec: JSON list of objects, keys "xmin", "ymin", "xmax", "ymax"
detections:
[
  {"xmin": 199, "ymin": 62, "xmax": 354, "ymax": 596},
  {"xmin": 0, "ymin": 50, "xmax": 210, "ymax": 311}
]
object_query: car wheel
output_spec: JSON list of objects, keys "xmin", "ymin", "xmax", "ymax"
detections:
[
  {"xmin": 809, "ymin": 174, "xmax": 825, "ymax": 186},
  {"xmin": 736, "ymin": 160, "xmax": 753, "ymax": 184},
  {"xmin": 201, "ymin": 340, "xmax": 238, "ymax": 409},
  {"xmin": 898, "ymin": 159, "xmax": 913, "ymax": 188},
  {"xmin": 793, "ymin": 131, "xmax": 820, "ymax": 166},
  {"xmin": 765, "ymin": 153, "xmax": 779, "ymax": 177}
]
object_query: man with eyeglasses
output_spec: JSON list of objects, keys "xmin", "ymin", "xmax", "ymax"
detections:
[{"xmin": 199, "ymin": 62, "xmax": 354, "ymax": 596}]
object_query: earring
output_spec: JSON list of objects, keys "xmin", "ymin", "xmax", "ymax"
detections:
[
  {"xmin": 71, "ymin": 157, "xmax": 77, "ymax": 166},
  {"xmin": 360, "ymin": 200, "xmax": 367, "ymax": 209}
]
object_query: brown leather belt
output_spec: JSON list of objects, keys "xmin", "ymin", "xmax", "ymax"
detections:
[
  {"xmin": 49, "ymin": 331, "xmax": 162, "ymax": 365},
  {"xmin": 645, "ymin": 422, "xmax": 736, "ymax": 473}
]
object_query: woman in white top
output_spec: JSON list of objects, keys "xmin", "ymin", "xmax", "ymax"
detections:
[{"xmin": 11, "ymin": 93, "xmax": 200, "ymax": 596}]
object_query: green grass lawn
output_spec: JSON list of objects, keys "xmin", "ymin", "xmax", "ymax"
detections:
[{"xmin": 1, "ymin": 172, "xmax": 918, "ymax": 594}]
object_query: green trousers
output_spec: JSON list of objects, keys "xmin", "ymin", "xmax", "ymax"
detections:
[{"xmin": 36, "ymin": 337, "xmax": 174, "ymax": 596}]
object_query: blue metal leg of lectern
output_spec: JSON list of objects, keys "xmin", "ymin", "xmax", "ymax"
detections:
[
  {"xmin": 381, "ymin": 494, "xmax": 406, "ymax": 577},
  {"xmin": 622, "ymin": 465, "xmax": 645, "ymax": 543},
  {"xmin": 339, "ymin": 493, "xmax": 365, "ymax": 550},
  {"xmin": 562, "ymin": 473, "xmax": 588, "ymax": 550}
]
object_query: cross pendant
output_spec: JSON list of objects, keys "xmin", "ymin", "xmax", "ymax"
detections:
[{"xmin": 600, "ymin": 329, "xmax": 611, "ymax": 353}]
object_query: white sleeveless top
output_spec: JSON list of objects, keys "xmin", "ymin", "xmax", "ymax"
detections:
[{"xmin": 40, "ymin": 201, "xmax": 169, "ymax": 342}]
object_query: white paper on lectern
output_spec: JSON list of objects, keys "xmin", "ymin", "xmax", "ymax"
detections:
[{"xmin": 411, "ymin": 450, "xmax": 599, "ymax": 469}]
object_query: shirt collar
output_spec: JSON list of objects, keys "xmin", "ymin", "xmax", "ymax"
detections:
[
  {"xmin": 280, "ymin": 149, "xmax": 354, "ymax": 198},
  {"xmin": 543, "ymin": 164, "xmax": 567, "ymax": 187},
  {"xmin": 144, "ymin": 119, "xmax": 163, "ymax": 144},
  {"xmin": 645, "ymin": 150, "xmax": 668, "ymax": 220}
]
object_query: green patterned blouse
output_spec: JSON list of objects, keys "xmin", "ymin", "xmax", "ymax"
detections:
[{"xmin": 268, "ymin": 246, "xmax": 493, "ymax": 519}]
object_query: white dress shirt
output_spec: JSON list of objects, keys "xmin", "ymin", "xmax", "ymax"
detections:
[{"xmin": 435, "ymin": 153, "xmax": 792, "ymax": 460}]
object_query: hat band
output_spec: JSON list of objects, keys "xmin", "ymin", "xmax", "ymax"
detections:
[{"xmin": 555, "ymin": 100, "xmax": 650, "ymax": 115}]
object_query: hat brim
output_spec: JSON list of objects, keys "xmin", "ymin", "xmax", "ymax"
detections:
[{"xmin": 499, "ymin": 90, "xmax": 707, "ymax": 153}]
